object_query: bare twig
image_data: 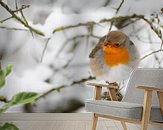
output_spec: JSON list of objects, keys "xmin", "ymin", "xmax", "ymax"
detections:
[
  {"xmin": 54, "ymin": 15, "xmax": 146, "ymax": 34},
  {"xmin": 108, "ymin": 0, "xmax": 125, "ymax": 34},
  {"xmin": 59, "ymin": 34, "xmax": 99, "ymax": 55},
  {"xmin": 139, "ymin": 49, "xmax": 163, "ymax": 62},
  {"xmin": 132, "ymin": 49, "xmax": 163, "ymax": 73},
  {"xmin": 13, "ymin": 5, "xmax": 30, "ymax": 13},
  {"xmin": 20, "ymin": 9, "xmax": 33, "ymax": 36},
  {"xmin": 156, "ymin": 15, "xmax": 163, "ymax": 49},
  {"xmin": 53, "ymin": 22, "xmax": 96, "ymax": 33},
  {"xmin": 15, "ymin": 0, "xmax": 18, "ymax": 10},
  {"xmin": 147, "ymin": 32, "xmax": 163, "ymax": 67},
  {"xmin": 0, "ymin": 26, "xmax": 28, "ymax": 31},
  {"xmin": 0, "ymin": 16, "xmax": 13, "ymax": 23},
  {"xmin": 63, "ymin": 34, "xmax": 100, "ymax": 45},
  {"xmin": 17, "ymin": 2, "xmax": 33, "ymax": 36},
  {"xmin": 72, "ymin": 76, "xmax": 95, "ymax": 85},
  {"xmin": 40, "ymin": 38, "xmax": 51, "ymax": 62},
  {"xmin": 119, "ymin": 19, "xmax": 139, "ymax": 28},
  {"xmin": 103, "ymin": 0, "xmax": 111, "ymax": 7},
  {"xmin": 115, "ymin": 0, "xmax": 125, "ymax": 14}
]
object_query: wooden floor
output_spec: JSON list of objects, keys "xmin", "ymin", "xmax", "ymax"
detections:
[{"xmin": 0, "ymin": 113, "xmax": 140, "ymax": 130}]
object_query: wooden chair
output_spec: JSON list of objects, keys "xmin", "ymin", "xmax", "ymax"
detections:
[{"xmin": 85, "ymin": 68, "xmax": 163, "ymax": 130}]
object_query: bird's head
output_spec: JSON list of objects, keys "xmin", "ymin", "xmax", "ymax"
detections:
[
  {"xmin": 102, "ymin": 31, "xmax": 130, "ymax": 52},
  {"xmin": 102, "ymin": 31, "xmax": 131, "ymax": 66}
]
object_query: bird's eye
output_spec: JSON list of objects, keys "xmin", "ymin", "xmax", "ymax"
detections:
[{"xmin": 115, "ymin": 43, "xmax": 120, "ymax": 47}]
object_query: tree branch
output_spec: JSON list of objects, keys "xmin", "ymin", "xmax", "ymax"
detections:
[
  {"xmin": 72, "ymin": 76, "xmax": 95, "ymax": 85},
  {"xmin": 0, "ymin": 16, "xmax": 13, "ymax": 23},
  {"xmin": 0, "ymin": 1, "xmax": 44, "ymax": 36},
  {"xmin": 139, "ymin": 49, "xmax": 163, "ymax": 62},
  {"xmin": 52, "ymin": 14, "xmax": 143, "ymax": 34},
  {"xmin": 0, "ymin": 96, "xmax": 8, "ymax": 103},
  {"xmin": 40, "ymin": 38, "xmax": 51, "ymax": 62},
  {"xmin": 116, "ymin": 0, "xmax": 125, "ymax": 14},
  {"xmin": 108, "ymin": 0, "xmax": 125, "ymax": 32},
  {"xmin": 0, "ymin": 26, "xmax": 28, "ymax": 31},
  {"xmin": 36, "ymin": 76, "xmax": 95, "ymax": 101},
  {"xmin": 141, "ymin": 16, "xmax": 163, "ymax": 46},
  {"xmin": 13, "ymin": 5, "xmax": 30, "ymax": 13},
  {"xmin": 36, "ymin": 85, "xmax": 65, "ymax": 101},
  {"xmin": 53, "ymin": 22, "xmax": 96, "ymax": 33}
]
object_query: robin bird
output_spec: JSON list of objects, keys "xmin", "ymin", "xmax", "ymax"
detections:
[{"xmin": 89, "ymin": 31, "xmax": 139, "ymax": 83}]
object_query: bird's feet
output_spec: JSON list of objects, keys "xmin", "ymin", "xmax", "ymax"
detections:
[{"xmin": 105, "ymin": 81, "xmax": 118, "ymax": 87}]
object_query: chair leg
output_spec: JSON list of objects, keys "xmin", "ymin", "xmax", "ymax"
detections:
[
  {"xmin": 141, "ymin": 90, "xmax": 152, "ymax": 130},
  {"xmin": 121, "ymin": 121, "xmax": 127, "ymax": 130},
  {"xmin": 141, "ymin": 123, "xmax": 148, "ymax": 130},
  {"xmin": 92, "ymin": 113, "xmax": 98, "ymax": 130}
]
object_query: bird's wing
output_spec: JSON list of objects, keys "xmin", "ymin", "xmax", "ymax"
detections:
[
  {"xmin": 128, "ymin": 40, "xmax": 140, "ymax": 67},
  {"xmin": 89, "ymin": 35, "xmax": 106, "ymax": 58}
]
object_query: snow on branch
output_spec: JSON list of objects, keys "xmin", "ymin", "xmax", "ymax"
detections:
[{"xmin": 0, "ymin": 0, "xmax": 44, "ymax": 36}]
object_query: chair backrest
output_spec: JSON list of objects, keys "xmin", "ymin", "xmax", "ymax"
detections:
[{"xmin": 122, "ymin": 68, "xmax": 163, "ymax": 107}]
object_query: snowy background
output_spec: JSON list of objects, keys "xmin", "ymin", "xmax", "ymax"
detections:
[{"xmin": 0, "ymin": 0, "xmax": 163, "ymax": 113}]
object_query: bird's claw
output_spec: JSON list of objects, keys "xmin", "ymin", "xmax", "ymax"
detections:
[{"xmin": 105, "ymin": 81, "xmax": 119, "ymax": 88}]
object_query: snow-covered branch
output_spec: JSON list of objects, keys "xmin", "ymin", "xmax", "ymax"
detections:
[{"xmin": 0, "ymin": 0, "xmax": 44, "ymax": 36}]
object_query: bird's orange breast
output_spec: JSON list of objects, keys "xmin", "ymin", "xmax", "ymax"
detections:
[{"xmin": 103, "ymin": 46, "xmax": 130, "ymax": 67}]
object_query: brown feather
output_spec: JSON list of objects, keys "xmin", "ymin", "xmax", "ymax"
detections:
[{"xmin": 89, "ymin": 36, "xmax": 106, "ymax": 58}]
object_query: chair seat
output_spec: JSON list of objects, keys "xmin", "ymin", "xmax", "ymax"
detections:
[{"xmin": 85, "ymin": 100, "xmax": 163, "ymax": 122}]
